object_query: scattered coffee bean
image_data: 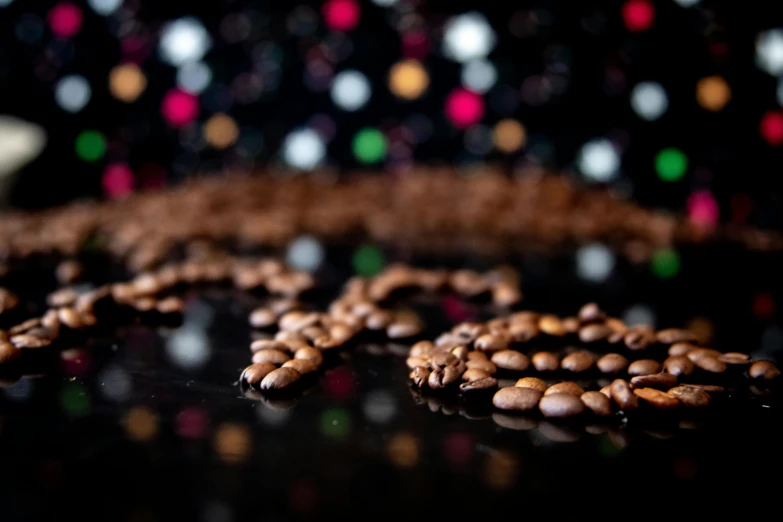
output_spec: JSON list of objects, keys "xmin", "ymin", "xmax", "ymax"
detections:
[
  {"xmin": 251, "ymin": 349, "xmax": 291, "ymax": 365},
  {"xmin": 463, "ymin": 368, "xmax": 491, "ymax": 382},
  {"xmin": 606, "ymin": 318, "xmax": 627, "ymax": 334},
  {"xmin": 11, "ymin": 334, "xmax": 52, "ymax": 349},
  {"xmin": 57, "ymin": 307, "xmax": 83, "ymax": 330},
  {"xmin": 561, "ymin": 351, "xmax": 594, "ymax": 372},
  {"xmin": 694, "ymin": 356, "xmax": 726, "ymax": 374},
  {"xmin": 667, "ymin": 386, "xmax": 711, "ymax": 407},
  {"xmin": 364, "ymin": 310, "xmax": 392, "ymax": 330},
  {"xmin": 596, "ymin": 353, "xmax": 629, "ymax": 374},
  {"xmin": 492, "ymin": 387, "xmax": 543, "ymax": 412},
  {"xmin": 410, "ymin": 366, "xmax": 430, "ymax": 387},
  {"xmin": 544, "ymin": 382, "xmax": 584, "ymax": 397},
  {"xmin": 656, "ymin": 328, "xmax": 698, "ymax": 345},
  {"xmin": 532, "ymin": 351, "xmax": 559, "ymax": 372},
  {"xmin": 465, "ymin": 359, "xmax": 498, "ymax": 374},
  {"xmin": 251, "ymin": 340, "xmax": 291, "ymax": 353},
  {"xmin": 451, "ymin": 345, "xmax": 469, "ymax": 361},
  {"xmin": 242, "ymin": 362, "xmax": 277, "ymax": 385},
  {"xmin": 260, "ymin": 367, "xmax": 302, "ymax": 391},
  {"xmin": 610, "ymin": 379, "xmax": 639, "ymax": 411},
  {"xmin": 578, "ymin": 303, "xmax": 606, "ymax": 324},
  {"xmin": 540, "ymin": 393, "xmax": 585, "ymax": 418},
  {"xmin": 56, "ymin": 260, "xmax": 83, "ymax": 285},
  {"xmin": 628, "ymin": 359, "xmax": 662, "ymax": 376},
  {"xmin": 663, "ymin": 355, "xmax": 695, "ymax": 377},
  {"xmin": 47, "ymin": 288, "xmax": 79, "ymax": 308},
  {"xmin": 680, "ymin": 383, "xmax": 725, "ymax": 394},
  {"xmin": 474, "ymin": 333, "xmax": 510, "ymax": 352},
  {"xmin": 630, "ymin": 373, "xmax": 678, "ymax": 390},
  {"xmin": 491, "ymin": 350, "xmax": 530, "ymax": 371},
  {"xmin": 249, "ymin": 308, "xmax": 277, "ymax": 328},
  {"xmin": 452, "ymin": 322, "xmax": 488, "ymax": 341},
  {"xmin": 10, "ymin": 318, "xmax": 41, "ymax": 335},
  {"xmin": 669, "ymin": 342, "xmax": 697, "ymax": 357},
  {"xmin": 686, "ymin": 348, "xmax": 722, "ymax": 363},
  {"xmin": 718, "ymin": 352, "xmax": 751, "ymax": 365},
  {"xmin": 460, "ymin": 377, "xmax": 498, "ymax": 393},
  {"xmin": 634, "ymin": 388, "xmax": 680, "ymax": 409},
  {"xmin": 579, "ymin": 324, "xmax": 613, "ymax": 343},
  {"xmin": 561, "ymin": 317, "xmax": 580, "ymax": 334},
  {"xmin": 749, "ymin": 361, "xmax": 781, "ymax": 381},
  {"xmin": 387, "ymin": 317, "xmax": 422, "ymax": 339},
  {"xmin": 294, "ymin": 347, "xmax": 324, "ymax": 366},
  {"xmin": 431, "ymin": 352, "xmax": 458, "ymax": 369},
  {"xmin": 428, "ymin": 366, "xmax": 461, "ymax": 389},
  {"xmin": 409, "ymin": 341, "xmax": 434, "ymax": 357},
  {"xmin": 580, "ymin": 391, "xmax": 613, "ymax": 416},
  {"xmin": 0, "ymin": 341, "xmax": 21, "ymax": 364},
  {"xmin": 508, "ymin": 322, "xmax": 539, "ymax": 343},
  {"xmin": 406, "ymin": 356, "xmax": 429, "ymax": 369},
  {"xmin": 156, "ymin": 296, "xmax": 184, "ymax": 314},
  {"xmin": 599, "ymin": 385, "xmax": 612, "ymax": 398},
  {"xmin": 515, "ymin": 377, "xmax": 548, "ymax": 393},
  {"xmin": 491, "ymin": 284, "xmax": 521, "ymax": 307},
  {"xmin": 539, "ymin": 315, "xmax": 566, "ymax": 336},
  {"xmin": 466, "ymin": 351, "xmax": 488, "ymax": 362},
  {"xmin": 279, "ymin": 311, "xmax": 319, "ymax": 332},
  {"xmin": 624, "ymin": 326, "xmax": 657, "ymax": 350},
  {"xmin": 282, "ymin": 359, "xmax": 318, "ymax": 375}
]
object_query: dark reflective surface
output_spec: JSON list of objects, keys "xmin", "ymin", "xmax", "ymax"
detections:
[{"xmin": 2, "ymin": 244, "xmax": 782, "ymax": 520}]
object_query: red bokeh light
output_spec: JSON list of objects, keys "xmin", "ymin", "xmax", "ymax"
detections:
[
  {"xmin": 48, "ymin": 3, "xmax": 83, "ymax": 38},
  {"xmin": 161, "ymin": 89, "xmax": 199, "ymax": 128},
  {"xmin": 103, "ymin": 163, "xmax": 134, "ymax": 199},
  {"xmin": 445, "ymin": 88, "xmax": 484, "ymax": 129},
  {"xmin": 760, "ymin": 111, "xmax": 783, "ymax": 146},
  {"xmin": 622, "ymin": 0, "xmax": 655, "ymax": 33},
  {"xmin": 322, "ymin": 0, "xmax": 360, "ymax": 32}
]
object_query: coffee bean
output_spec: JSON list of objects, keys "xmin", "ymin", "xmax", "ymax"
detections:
[
  {"xmin": 466, "ymin": 351, "xmax": 489, "ymax": 362},
  {"xmin": 56, "ymin": 260, "xmax": 83, "ymax": 285},
  {"xmin": 596, "ymin": 353, "xmax": 629, "ymax": 374},
  {"xmin": 460, "ymin": 377, "xmax": 498, "ymax": 393},
  {"xmin": 599, "ymin": 385, "xmax": 612, "ymax": 398},
  {"xmin": 624, "ymin": 325, "xmax": 657, "ymax": 350},
  {"xmin": 610, "ymin": 379, "xmax": 639, "ymax": 411},
  {"xmin": 539, "ymin": 315, "xmax": 566, "ymax": 336},
  {"xmin": 656, "ymin": 328, "xmax": 698, "ymax": 345},
  {"xmin": 11, "ymin": 334, "xmax": 52, "ymax": 349},
  {"xmin": 667, "ymin": 386, "xmax": 711, "ymax": 407},
  {"xmin": 579, "ymin": 324, "xmax": 613, "ymax": 343},
  {"xmin": 428, "ymin": 366, "xmax": 461, "ymax": 389},
  {"xmin": 539, "ymin": 393, "xmax": 585, "ymax": 418},
  {"xmin": 295, "ymin": 347, "xmax": 324, "ymax": 366},
  {"xmin": 663, "ymin": 355, "xmax": 695, "ymax": 377},
  {"xmin": 409, "ymin": 341, "xmax": 435, "ymax": 357},
  {"xmin": 282, "ymin": 359, "xmax": 318, "ymax": 375},
  {"xmin": 451, "ymin": 345, "xmax": 470, "ymax": 361},
  {"xmin": 387, "ymin": 318, "xmax": 422, "ymax": 339},
  {"xmin": 492, "ymin": 283, "xmax": 521, "ymax": 307},
  {"xmin": 544, "ymin": 382, "xmax": 584, "ymax": 397},
  {"xmin": 680, "ymin": 383, "xmax": 725, "ymax": 394},
  {"xmin": 242, "ymin": 362, "xmax": 277, "ymax": 385},
  {"xmin": 694, "ymin": 356, "xmax": 726, "ymax": 374},
  {"xmin": 669, "ymin": 342, "xmax": 697, "ymax": 357},
  {"xmin": 365, "ymin": 310, "xmax": 393, "ymax": 330},
  {"xmin": 58, "ymin": 307, "xmax": 83, "ymax": 330},
  {"xmin": 606, "ymin": 318, "xmax": 627, "ymax": 335},
  {"xmin": 510, "ymin": 311, "xmax": 538, "ymax": 324},
  {"xmin": 301, "ymin": 325, "xmax": 327, "ymax": 341},
  {"xmin": 718, "ymin": 352, "xmax": 751, "ymax": 365},
  {"xmin": 407, "ymin": 356, "xmax": 430, "ymax": 369},
  {"xmin": 452, "ymin": 322, "xmax": 489, "ymax": 341},
  {"xmin": 515, "ymin": 377, "xmax": 547, "ymax": 393},
  {"xmin": 249, "ymin": 308, "xmax": 277, "ymax": 328},
  {"xmin": 491, "ymin": 350, "xmax": 530, "ymax": 371},
  {"xmin": 532, "ymin": 351, "xmax": 559, "ymax": 372},
  {"xmin": 634, "ymin": 388, "xmax": 680, "ymax": 409},
  {"xmin": 630, "ymin": 373, "xmax": 678, "ymax": 390},
  {"xmin": 251, "ymin": 349, "xmax": 291, "ymax": 365},
  {"xmin": 132, "ymin": 273, "xmax": 162, "ymax": 295},
  {"xmin": 578, "ymin": 302, "xmax": 606, "ymax": 324},
  {"xmin": 463, "ymin": 368, "xmax": 491, "ymax": 382},
  {"xmin": 431, "ymin": 352, "xmax": 458, "ymax": 369},
  {"xmin": 474, "ymin": 333, "xmax": 510, "ymax": 352},
  {"xmin": 41, "ymin": 310, "xmax": 60, "ymax": 335},
  {"xmin": 561, "ymin": 351, "xmax": 594, "ymax": 372},
  {"xmin": 749, "ymin": 360, "xmax": 781, "ymax": 381},
  {"xmin": 492, "ymin": 387, "xmax": 543, "ymax": 412},
  {"xmin": 260, "ymin": 367, "xmax": 302, "ymax": 391},
  {"xmin": 628, "ymin": 359, "xmax": 662, "ymax": 376},
  {"xmin": 410, "ymin": 366, "xmax": 430, "ymax": 387},
  {"xmin": 10, "ymin": 318, "xmax": 41, "ymax": 335},
  {"xmin": 562, "ymin": 317, "xmax": 580, "ymax": 334},
  {"xmin": 156, "ymin": 296, "xmax": 184, "ymax": 314},
  {"xmin": 279, "ymin": 311, "xmax": 320, "ymax": 332},
  {"xmin": 686, "ymin": 348, "xmax": 722, "ymax": 363},
  {"xmin": 466, "ymin": 359, "xmax": 498, "ymax": 374},
  {"xmin": 276, "ymin": 331, "xmax": 307, "ymax": 343},
  {"xmin": 486, "ymin": 317, "xmax": 510, "ymax": 332},
  {"xmin": 132, "ymin": 297, "xmax": 157, "ymax": 312},
  {"xmin": 0, "ymin": 341, "xmax": 21, "ymax": 364},
  {"xmin": 580, "ymin": 391, "xmax": 613, "ymax": 416},
  {"xmin": 251, "ymin": 340, "xmax": 292, "ymax": 353},
  {"xmin": 47, "ymin": 288, "xmax": 79, "ymax": 308}
]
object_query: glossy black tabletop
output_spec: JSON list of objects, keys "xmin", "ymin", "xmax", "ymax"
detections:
[{"xmin": 1, "ymin": 244, "xmax": 782, "ymax": 521}]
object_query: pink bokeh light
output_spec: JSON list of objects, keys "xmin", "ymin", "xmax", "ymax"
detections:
[
  {"xmin": 322, "ymin": 0, "xmax": 360, "ymax": 32},
  {"xmin": 687, "ymin": 190, "xmax": 719, "ymax": 231},
  {"xmin": 48, "ymin": 3, "xmax": 83, "ymax": 39},
  {"xmin": 445, "ymin": 88, "xmax": 485, "ymax": 129},
  {"xmin": 176, "ymin": 407, "xmax": 210, "ymax": 439},
  {"xmin": 402, "ymin": 31, "xmax": 430, "ymax": 60},
  {"xmin": 102, "ymin": 163, "xmax": 134, "ymax": 199},
  {"xmin": 161, "ymin": 89, "xmax": 199, "ymax": 128},
  {"xmin": 622, "ymin": 0, "xmax": 655, "ymax": 32},
  {"xmin": 760, "ymin": 111, "xmax": 783, "ymax": 146}
]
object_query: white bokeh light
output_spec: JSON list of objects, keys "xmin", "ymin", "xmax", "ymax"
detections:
[
  {"xmin": 160, "ymin": 17, "xmax": 212, "ymax": 67},
  {"xmin": 443, "ymin": 12, "xmax": 496, "ymax": 63},
  {"xmin": 631, "ymin": 82, "xmax": 668, "ymax": 121},
  {"xmin": 55, "ymin": 75, "xmax": 92, "ymax": 113},
  {"xmin": 578, "ymin": 139, "xmax": 620, "ymax": 182},
  {"xmin": 282, "ymin": 128, "xmax": 325, "ymax": 170},
  {"xmin": 672, "ymin": 0, "xmax": 700, "ymax": 7},
  {"xmin": 98, "ymin": 365, "xmax": 133, "ymax": 402},
  {"xmin": 286, "ymin": 235, "xmax": 325, "ymax": 271},
  {"xmin": 576, "ymin": 243, "xmax": 615, "ymax": 282},
  {"xmin": 371, "ymin": 0, "xmax": 398, "ymax": 6},
  {"xmin": 0, "ymin": 0, "xmax": 16, "ymax": 7},
  {"xmin": 87, "ymin": 0, "xmax": 123, "ymax": 15},
  {"xmin": 166, "ymin": 326, "xmax": 211, "ymax": 371},
  {"xmin": 756, "ymin": 29, "xmax": 783, "ymax": 76},
  {"xmin": 256, "ymin": 404, "xmax": 291, "ymax": 426},
  {"xmin": 622, "ymin": 304, "xmax": 656, "ymax": 328},
  {"xmin": 177, "ymin": 61, "xmax": 212, "ymax": 94},
  {"xmin": 362, "ymin": 389, "xmax": 397, "ymax": 424},
  {"xmin": 461, "ymin": 59, "xmax": 497, "ymax": 93},
  {"xmin": 2, "ymin": 378, "xmax": 33, "ymax": 402},
  {"xmin": 331, "ymin": 70, "xmax": 371, "ymax": 111}
]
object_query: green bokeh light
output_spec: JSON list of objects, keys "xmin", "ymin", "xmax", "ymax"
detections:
[
  {"xmin": 60, "ymin": 382, "xmax": 90, "ymax": 416},
  {"xmin": 353, "ymin": 245, "xmax": 384, "ymax": 276},
  {"xmin": 320, "ymin": 408, "xmax": 351, "ymax": 438},
  {"xmin": 75, "ymin": 130, "xmax": 107, "ymax": 162},
  {"xmin": 655, "ymin": 148, "xmax": 688, "ymax": 182},
  {"xmin": 651, "ymin": 248, "xmax": 680, "ymax": 279},
  {"xmin": 352, "ymin": 128, "xmax": 387, "ymax": 164}
]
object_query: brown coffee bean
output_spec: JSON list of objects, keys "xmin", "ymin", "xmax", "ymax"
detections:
[
  {"xmin": 667, "ymin": 386, "xmax": 711, "ymax": 407},
  {"xmin": 599, "ymin": 385, "xmax": 612, "ymax": 398},
  {"xmin": 47, "ymin": 288, "xmax": 79, "ymax": 308},
  {"xmin": 663, "ymin": 355, "xmax": 695, "ymax": 377},
  {"xmin": 694, "ymin": 356, "xmax": 726, "ymax": 374},
  {"xmin": 656, "ymin": 328, "xmax": 697, "ymax": 345},
  {"xmin": 365, "ymin": 310, "xmax": 393, "ymax": 330},
  {"xmin": 41, "ymin": 310, "xmax": 60, "ymax": 335},
  {"xmin": 486, "ymin": 317, "xmax": 510, "ymax": 332},
  {"xmin": 282, "ymin": 359, "xmax": 318, "ymax": 375},
  {"xmin": 279, "ymin": 311, "xmax": 319, "ymax": 332},
  {"xmin": 474, "ymin": 333, "xmax": 509, "ymax": 352},
  {"xmin": 57, "ymin": 307, "xmax": 83, "ymax": 330},
  {"xmin": 579, "ymin": 324, "xmax": 614, "ymax": 343},
  {"xmin": 387, "ymin": 319, "xmax": 422, "ymax": 339},
  {"xmin": 410, "ymin": 366, "xmax": 430, "ymax": 387},
  {"xmin": 669, "ymin": 342, "xmax": 697, "ymax": 356},
  {"xmin": 11, "ymin": 334, "xmax": 52, "ymax": 349},
  {"xmin": 451, "ymin": 345, "xmax": 469, "ymax": 361},
  {"xmin": 561, "ymin": 351, "xmax": 594, "ymax": 372},
  {"xmin": 624, "ymin": 325, "xmax": 657, "ymax": 351},
  {"xmin": 250, "ymin": 340, "xmax": 291, "ymax": 353},
  {"xmin": 492, "ymin": 387, "xmax": 543, "ymax": 412},
  {"xmin": 466, "ymin": 351, "xmax": 488, "ymax": 362},
  {"xmin": 540, "ymin": 393, "xmax": 585, "ymax": 418},
  {"xmin": 452, "ymin": 322, "xmax": 489, "ymax": 341},
  {"xmin": 428, "ymin": 366, "xmax": 461, "ymax": 389},
  {"xmin": 0, "ymin": 341, "xmax": 21, "ymax": 364},
  {"xmin": 718, "ymin": 352, "xmax": 751, "ymax": 365},
  {"xmin": 460, "ymin": 376, "xmax": 498, "ymax": 393},
  {"xmin": 156, "ymin": 296, "xmax": 184, "ymax": 314},
  {"xmin": 251, "ymin": 349, "xmax": 291, "ymax": 365},
  {"xmin": 515, "ymin": 377, "xmax": 548, "ymax": 393},
  {"xmin": 431, "ymin": 352, "xmax": 458, "ymax": 369},
  {"xmin": 628, "ymin": 359, "xmax": 662, "ymax": 376},
  {"xmin": 409, "ymin": 341, "xmax": 435, "ymax": 357},
  {"xmin": 241, "ymin": 362, "xmax": 277, "ymax": 385},
  {"xmin": 562, "ymin": 317, "xmax": 580, "ymax": 334},
  {"xmin": 249, "ymin": 308, "xmax": 277, "ymax": 328},
  {"xmin": 578, "ymin": 302, "xmax": 606, "ymax": 324},
  {"xmin": 275, "ymin": 331, "xmax": 307, "ymax": 343},
  {"xmin": 492, "ymin": 283, "xmax": 521, "ymax": 307},
  {"xmin": 596, "ymin": 353, "xmax": 629, "ymax": 374},
  {"xmin": 510, "ymin": 311, "xmax": 538, "ymax": 324},
  {"xmin": 680, "ymin": 383, "xmax": 725, "ymax": 394},
  {"xmin": 686, "ymin": 348, "xmax": 722, "ymax": 363},
  {"xmin": 580, "ymin": 391, "xmax": 613, "ymax": 416},
  {"xmin": 630, "ymin": 373, "xmax": 678, "ymax": 390},
  {"xmin": 10, "ymin": 318, "xmax": 41, "ymax": 335},
  {"xmin": 634, "ymin": 388, "xmax": 680, "ymax": 409},
  {"xmin": 260, "ymin": 367, "xmax": 302, "ymax": 391},
  {"xmin": 56, "ymin": 259, "xmax": 83, "ymax": 284},
  {"xmin": 406, "ymin": 356, "xmax": 429, "ymax": 369},
  {"xmin": 132, "ymin": 297, "xmax": 157, "ymax": 312},
  {"xmin": 491, "ymin": 350, "xmax": 530, "ymax": 371},
  {"xmin": 301, "ymin": 325, "xmax": 327, "ymax": 341},
  {"xmin": 294, "ymin": 347, "xmax": 324, "ymax": 366},
  {"xmin": 606, "ymin": 318, "xmax": 627, "ymax": 334},
  {"xmin": 749, "ymin": 360, "xmax": 781, "ymax": 380},
  {"xmin": 532, "ymin": 351, "xmax": 559, "ymax": 372},
  {"xmin": 463, "ymin": 368, "xmax": 491, "ymax": 382},
  {"xmin": 610, "ymin": 379, "xmax": 638, "ymax": 411},
  {"xmin": 544, "ymin": 382, "xmax": 584, "ymax": 397},
  {"xmin": 539, "ymin": 315, "xmax": 566, "ymax": 336},
  {"xmin": 507, "ymin": 322, "xmax": 539, "ymax": 342},
  {"xmin": 465, "ymin": 359, "xmax": 498, "ymax": 374}
]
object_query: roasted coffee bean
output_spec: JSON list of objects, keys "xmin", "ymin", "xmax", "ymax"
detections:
[
  {"xmin": 406, "ymin": 356, "xmax": 429, "ymax": 369},
  {"xmin": 56, "ymin": 260, "xmax": 83, "ymax": 285},
  {"xmin": 532, "ymin": 351, "xmax": 559, "ymax": 372},
  {"xmin": 492, "ymin": 387, "xmax": 543, "ymax": 412},
  {"xmin": 58, "ymin": 307, "xmax": 83, "ymax": 330},
  {"xmin": 387, "ymin": 318, "xmax": 422, "ymax": 339},
  {"xmin": 599, "ymin": 385, "xmax": 612, "ymax": 398},
  {"xmin": 544, "ymin": 382, "xmax": 584, "ymax": 397},
  {"xmin": 301, "ymin": 325, "xmax": 327, "ymax": 341},
  {"xmin": 607, "ymin": 331, "xmax": 626, "ymax": 344},
  {"xmin": 474, "ymin": 333, "xmax": 510, "ymax": 352},
  {"xmin": 656, "ymin": 328, "xmax": 698, "ymax": 345},
  {"xmin": 749, "ymin": 360, "xmax": 781, "ymax": 381},
  {"xmin": 250, "ymin": 340, "xmax": 291, "ymax": 353},
  {"xmin": 515, "ymin": 377, "xmax": 548, "ymax": 393},
  {"xmin": 294, "ymin": 347, "xmax": 324, "ymax": 366},
  {"xmin": 410, "ymin": 366, "xmax": 430, "ymax": 387},
  {"xmin": 694, "ymin": 356, "xmax": 726, "ymax": 374},
  {"xmin": 0, "ymin": 341, "xmax": 21, "ymax": 364},
  {"xmin": 460, "ymin": 376, "xmax": 498, "ymax": 393},
  {"xmin": 466, "ymin": 351, "xmax": 488, "ymax": 362},
  {"xmin": 580, "ymin": 391, "xmax": 613, "ymax": 416},
  {"xmin": 10, "ymin": 318, "xmax": 41, "ymax": 335},
  {"xmin": 628, "ymin": 359, "xmax": 662, "ymax": 376},
  {"xmin": 539, "ymin": 315, "xmax": 566, "ymax": 336},
  {"xmin": 630, "ymin": 373, "xmax": 678, "ymax": 390},
  {"xmin": 451, "ymin": 345, "xmax": 469, "ymax": 361},
  {"xmin": 561, "ymin": 351, "xmax": 594, "ymax": 372},
  {"xmin": 596, "ymin": 353, "xmax": 629, "ymax": 374},
  {"xmin": 510, "ymin": 311, "xmax": 538, "ymax": 324},
  {"xmin": 634, "ymin": 388, "xmax": 680, "ymax": 409},
  {"xmin": 11, "ymin": 334, "xmax": 52, "ymax": 349},
  {"xmin": 260, "ymin": 367, "xmax": 302, "ymax": 391},
  {"xmin": 610, "ymin": 379, "xmax": 638, "ymax": 411},
  {"xmin": 578, "ymin": 302, "xmax": 606, "ymax": 324},
  {"xmin": 669, "ymin": 342, "xmax": 697, "ymax": 357},
  {"xmin": 41, "ymin": 310, "xmax": 61, "ymax": 335},
  {"xmin": 492, "ymin": 283, "xmax": 521, "ymax": 307},
  {"xmin": 465, "ymin": 359, "xmax": 498, "ymax": 374},
  {"xmin": 624, "ymin": 326, "xmax": 657, "ymax": 351},
  {"xmin": 452, "ymin": 322, "xmax": 488, "ymax": 341},
  {"xmin": 241, "ymin": 362, "xmax": 277, "ymax": 385},
  {"xmin": 556, "ymin": 316, "xmax": 577, "ymax": 334},
  {"xmin": 718, "ymin": 352, "xmax": 751, "ymax": 365},
  {"xmin": 156, "ymin": 297, "xmax": 184, "ymax": 314},
  {"xmin": 365, "ymin": 310, "xmax": 393, "ymax": 330},
  {"xmin": 249, "ymin": 308, "xmax": 277, "ymax": 328},
  {"xmin": 251, "ymin": 349, "xmax": 291, "ymax": 365},
  {"xmin": 282, "ymin": 359, "xmax": 318, "ymax": 375},
  {"xmin": 508, "ymin": 322, "xmax": 539, "ymax": 342},
  {"xmin": 491, "ymin": 350, "xmax": 530, "ymax": 371},
  {"xmin": 279, "ymin": 311, "xmax": 320, "ymax": 332},
  {"xmin": 680, "ymin": 383, "xmax": 725, "ymax": 394},
  {"xmin": 667, "ymin": 386, "xmax": 711, "ymax": 407},
  {"xmin": 431, "ymin": 352, "xmax": 458, "ymax": 369},
  {"xmin": 606, "ymin": 318, "xmax": 627, "ymax": 334},
  {"xmin": 486, "ymin": 317, "xmax": 510, "ymax": 332},
  {"xmin": 275, "ymin": 331, "xmax": 307, "ymax": 343},
  {"xmin": 428, "ymin": 366, "xmax": 461, "ymax": 389},
  {"xmin": 463, "ymin": 368, "xmax": 491, "ymax": 382},
  {"xmin": 132, "ymin": 273, "xmax": 162, "ymax": 295},
  {"xmin": 686, "ymin": 348, "xmax": 722, "ymax": 363},
  {"xmin": 663, "ymin": 355, "xmax": 695, "ymax": 377},
  {"xmin": 133, "ymin": 297, "xmax": 157, "ymax": 312},
  {"xmin": 47, "ymin": 288, "xmax": 79, "ymax": 308},
  {"xmin": 579, "ymin": 324, "xmax": 614, "ymax": 343},
  {"xmin": 409, "ymin": 341, "xmax": 435, "ymax": 357},
  {"xmin": 539, "ymin": 393, "xmax": 585, "ymax": 418}
]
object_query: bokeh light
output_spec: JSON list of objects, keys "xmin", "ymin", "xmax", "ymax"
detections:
[
  {"xmin": 320, "ymin": 408, "xmax": 352, "ymax": 438},
  {"xmin": 97, "ymin": 364, "xmax": 132, "ymax": 402},
  {"xmin": 577, "ymin": 243, "xmax": 615, "ymax": 282},
  {"xmin": 696, "ymin": 76, "xmax": 731, "ymax": 112},
  {"xmin": 55, "ymin": 75, "xmax": 91, "ymax": 113},
  {"xmin": 623, "ymin": 304, "xmax": 656, "ymax": 328},
  {"xmin": 286, "ymin": 235, "xmax": 325, "ymax": 271},
  {"xmin": 461, "ymin": 59, "xmax": 497, "ymax": 94},
  {"xmin": 352, "ymin": 128, "xmax": 387, "ymax": 163},
  {"xmin": 578, "ymin": 138, "xmax": 620, "ymax": 182},
  {"xmin": 48, "ymin": 3, "xmax": 83, "ymax": 39},
  {"xmin": 353, "ymin": 244, "xmax": 384, "ymax": 276},
  {"xmin": 482, "ymin": 450, "xmax": 518, "ymax": 490},
  {"xmin": 443, "ymin": 12, "xmax": 496, "ymax": 63},
  {"xmin": 651, "ymin": 248, "xmax": 680, "ymax": 279},
  {"xmin": 177, "ymin": 407, "xmax": 210, "ymax": 439},
  {"xmin": 213, "ymin": 423, "xmax": 252, "ymax": 463},
  {"xmin": 362, "ymin": 389, "xmax": 396, "ymax": 424},
  {"xmin": 282, "ymin": 128, "xmax": 325, "ymax": 169},
  {"xmin": 109, "ymin": 63, "xmax": 147, "ymax": 102},
  {"xmin": 760, "ymin": 111, "xmax": 783, "ymax": 146},
  {"xmin": 687, "ymin": 190, "xmax": 719, "ymax": 230},
  {"xmin": 0, "ymin": 0, "xmax": 15, "ymax": 7},
  {"xmin": 387, "ymin": 432, "xmax": 419, "ymax": 468},
  {"xmin": 177, "ymin": 61, "xmax": 212, "ymax": 94},
  {"xmin": 756, "ymin": 29, "xmax": 783, "ymax": 76},
  {"xmin": 445, "ymin": 88, "xmax": 484, "ymax": 128},
  {"xmin": 203, "ymin": 113, "xmax": 239, "ymax": 149},
  {"xmin": 493, "ymin": 119, "xmax": 526, "ymax": 153},
  {"xmin": 631, "ymin": 81, "xmax": 668, "ymax": 121},
  {"xmin": 102, "ymin": 163, "xmax": 134, "ymax": 199},
  {"xmin": 60, "ymin": 382, "xmax": 90, "ymax": 416},
  {"xmin": 389, "ymin": 60, "xmax": 429, "ymax": 100},
  {"xmin": 160, "ymin": 17, "xmax": 211, "ymax": 67},
  {"xmin": 673, "ymin": 0, "xmax": 701, "ymax": 6},
  {"xmin": 655, "ymin": 148, "xmax": 688, "ymax": 181},
  {"xmin": 75, "ymin": 130, "xmax": 106, "ymax": 162},
  {"xmin": 622, "ymin": 0, "xmax": 655, "ymax": 32},
  {"xmin": 322, "ymin": 0, "xmax": 360, "ymax": 32},
  {"xmin": 165, "ymin": 325, "xmax": 211, "ymax": 370},
  {"xmin": 125, "ymin": 406, "xmax": 159, "ymax": 441},
  {"xmin": 161, "ymin": 88, "xmax": 199, "ymax": 128},
  {"xmin": 331, "ymin": 70, "xmax": 371, "ymax": 111},
  {"xmin": 87, "ymin": 0, "xmax": 123, "ymax": 16}
]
